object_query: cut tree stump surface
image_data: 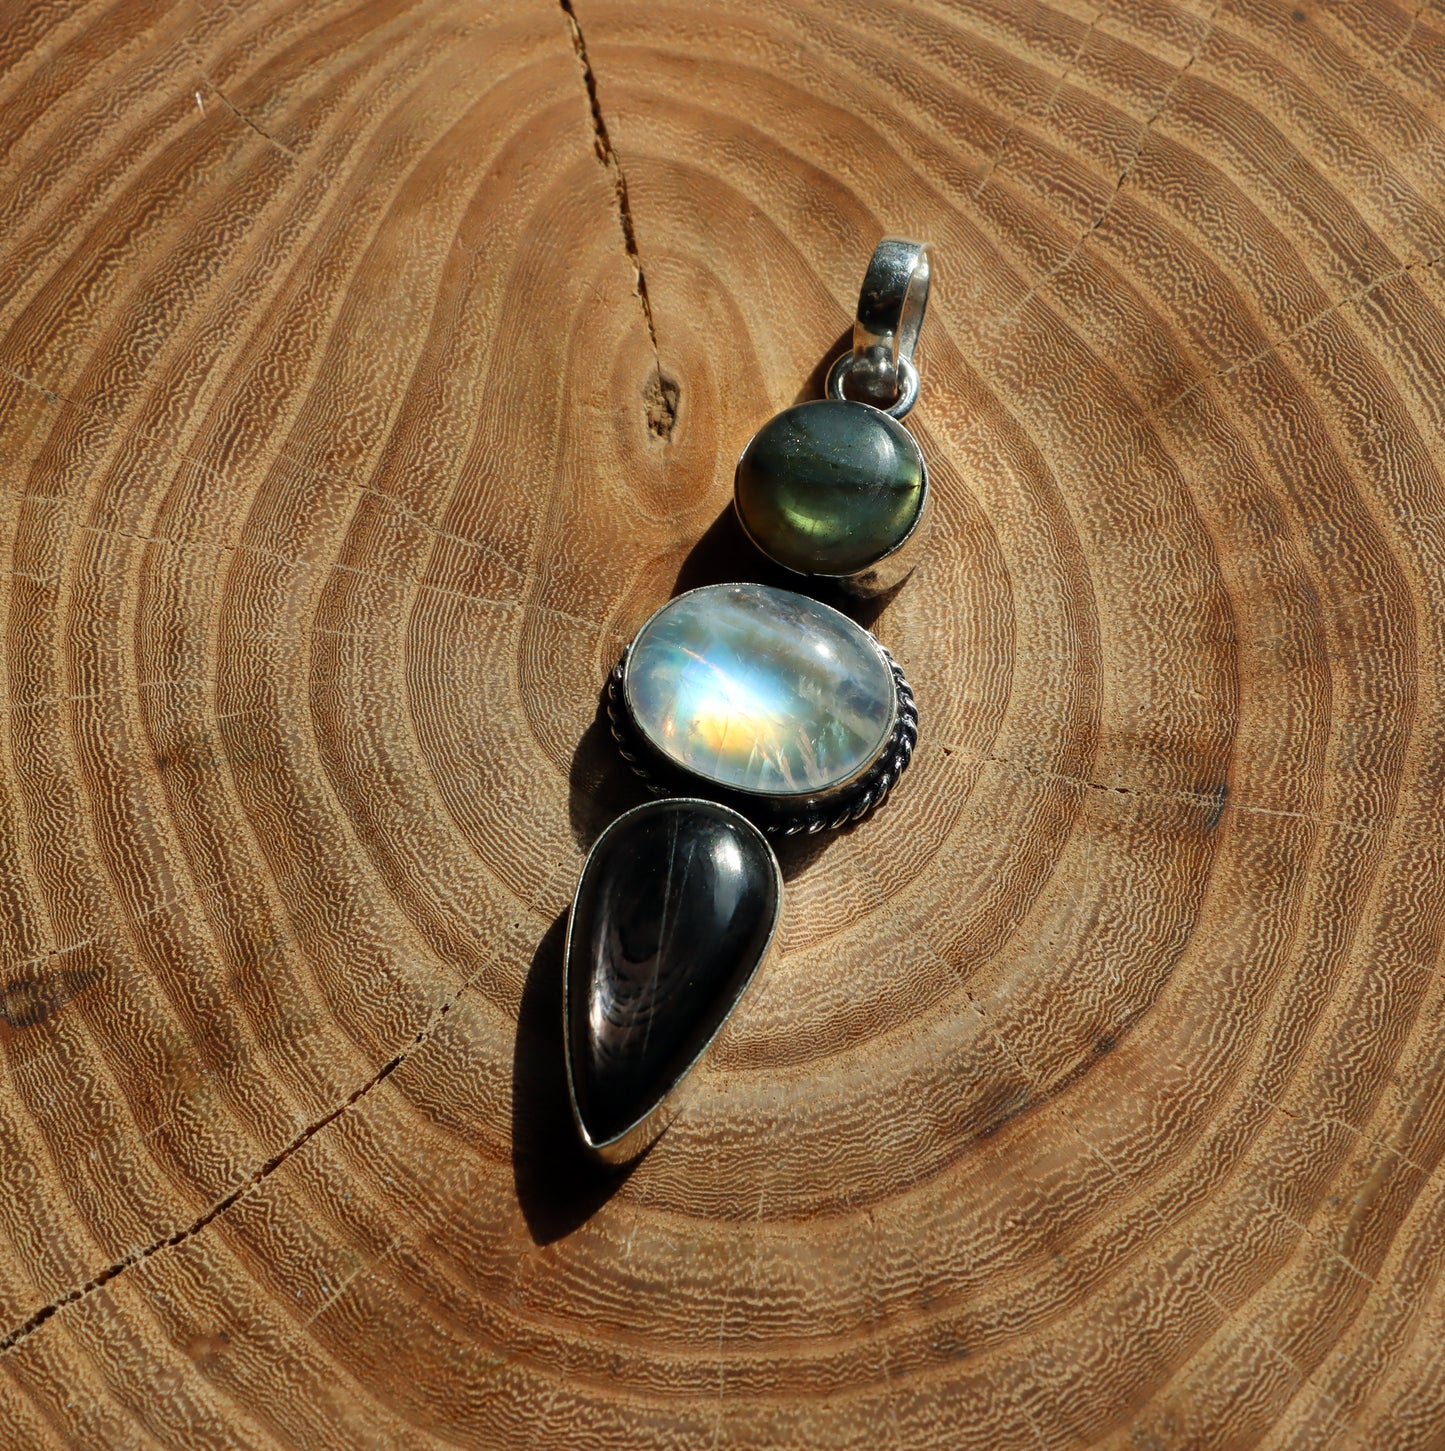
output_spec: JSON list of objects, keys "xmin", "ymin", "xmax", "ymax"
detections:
[{"xmin": 2, "ymin": 0, "xmax": 1445, "ymax": 1446}]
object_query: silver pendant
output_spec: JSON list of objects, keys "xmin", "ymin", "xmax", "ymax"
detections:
[{"xmin": 562, "ymin": 238, "xmax": 931, "ymax": 1164}]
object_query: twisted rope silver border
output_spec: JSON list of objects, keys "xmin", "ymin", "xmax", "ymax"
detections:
[{"xmin": 606, "ymin": 644, "xmax": 918, "ymax": 836}]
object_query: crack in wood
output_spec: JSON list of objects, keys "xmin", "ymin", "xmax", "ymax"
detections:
[
  {"xmin": 0, "ymin": 978, "xmax": 476, "ymax": 1357},
  {"xmin": 558, "ymin": 0, "xmax": 677, "ymax": 441},
  {"xmin": 973, "ymin": 1, "xmax": 1111, "ymax": 202},
  {"xmin": 1149, "ymin": 253, "xmax": 1445, "ymax": 419},
  {"xmin": 181, "ymin": 39, "xmax": 298, "ymax": 160},
  {"xmin": 1376, "ymin": 0, "xmax": 1436, "ymax": 75},
  {"xmin": 205, "ymin": 80, "xmax": 298, "ymax": 160},
  {"xmin": 996, "ymin": 0, "xmax": 1225, "ymax": 328}
]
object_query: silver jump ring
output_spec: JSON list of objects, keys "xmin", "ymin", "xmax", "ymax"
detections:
[
  {"xmin": 827, "ymin": 352, "xmax": 920, "ymax": 419},
  {"xmin": 845, "ymin": 236, "xmax": 930, "ymax": 408}
]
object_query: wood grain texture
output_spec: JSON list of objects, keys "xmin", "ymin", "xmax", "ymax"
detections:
[{"xmin": 2, "ymin": 0, "xmax": 1445, "ymax": 1445}]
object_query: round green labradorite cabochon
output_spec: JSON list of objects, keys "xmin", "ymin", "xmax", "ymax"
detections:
[{"xmin": 734, "ymin": 399, "xmax": 926, "ymax": 577}]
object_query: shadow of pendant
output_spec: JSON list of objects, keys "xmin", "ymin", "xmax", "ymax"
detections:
[{"xmin": 564, "ymin": 798, "xmax": 783, "ymax": 1163}]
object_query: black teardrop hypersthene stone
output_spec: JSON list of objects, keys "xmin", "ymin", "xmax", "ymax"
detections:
[{"xmin": 564, "ymin": 799, "xmax": 782, "ymax": 1161}]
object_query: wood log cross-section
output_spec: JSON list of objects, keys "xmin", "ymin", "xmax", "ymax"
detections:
[{"xmin": 2, "ymin": 0, "xmax": 1445, "ymax": 1445}]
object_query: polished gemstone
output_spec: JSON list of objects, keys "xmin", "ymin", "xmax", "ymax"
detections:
[
  {"xmin": 566, "ymin": 799, "xmax": 781, "ymax": 1154},
  {"xmin": 735, "ymin": 399, "xmax": 925, "ymax": 576},
  {"xmin": 624, "ymin": 582, "xmax": 897, "ymax": 799}
]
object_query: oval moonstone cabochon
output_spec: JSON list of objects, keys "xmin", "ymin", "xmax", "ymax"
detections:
[
  {"xmin": 564, "ymin": 799, "xmax": 782, "ymax": 1161},
  {"xmin": 623, "ymin": 582, "xmax": 898, "ymax": 801},
  {"xmin": 734, "ymin": 399, "xmax": 926, "ymax": 577}
]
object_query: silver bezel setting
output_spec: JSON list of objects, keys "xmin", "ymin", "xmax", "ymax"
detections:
[{"xmin": 607, "ymin": 588, "xmax": 919, "ymax": 835}]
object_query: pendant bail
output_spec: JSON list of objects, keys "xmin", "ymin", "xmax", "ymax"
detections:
[{"xmin": 826, "ymin": 237, "xmax": 931, "ymax": 418}]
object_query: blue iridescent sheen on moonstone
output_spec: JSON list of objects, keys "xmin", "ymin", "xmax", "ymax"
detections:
[{"xmin": 623, "ymin": 583, "xmax": 897, "ymax": 798}]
